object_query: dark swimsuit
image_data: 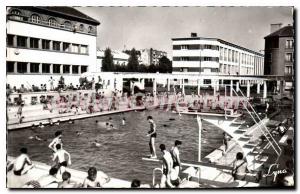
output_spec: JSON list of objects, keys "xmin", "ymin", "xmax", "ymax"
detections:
[{"xmin": 149, "ymin": 123, "xmax": 157, "ymax": 138}]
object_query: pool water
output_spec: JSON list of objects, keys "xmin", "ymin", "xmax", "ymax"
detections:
[{"xmin": 7, "ymin": 110, "xmax": 224, "ymax": 184}]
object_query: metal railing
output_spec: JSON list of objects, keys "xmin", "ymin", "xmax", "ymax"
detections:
[{"xmin": 231, "ymin": 87, "xmax": 281, "ymax": 157}]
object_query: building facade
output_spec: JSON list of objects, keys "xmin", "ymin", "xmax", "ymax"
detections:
[
  {"xmin": 172, "ymin": 34, "xmax": 264, "ymax": 78},
  {"xmin": 264, "ymin": 25, "xmax": 294, "ymax": 79},
  {"xmin": 140, "ymin": 48, "xmax": 167, "ymax": 66},
  {"xmin": 96, "ymin": 49, "xmax": 130, "ymax": 72},
  {"xmin": 6, "ymin": 6, "xmax": 100, "ymax": 88}
]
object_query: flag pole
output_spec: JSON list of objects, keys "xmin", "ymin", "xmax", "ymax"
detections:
[{"xmin": 197, "ymin": 115, "xmax": 202, "ymax": 162}]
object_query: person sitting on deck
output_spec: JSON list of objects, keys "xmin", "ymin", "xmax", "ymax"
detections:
[
  {"xmin": 37, "ymin": 167, "xmax": 59, "ymax": 188},
  {"xmin": 49, "ymin": 131, "xmax": 63, "ymax": 152},
  {"xmin": 7, "ymin": 147, "xmax": 34, "ymax": 176},
  {"xmin": 232, "ymin": 152, "xmax": 248, "ymax": 181},
  {"xmin": 82, "ymin": 167, "xmax": 110, "ymax": 188},
  {"xmin": 159, "ymin": 144, "xmax": 175, "ymax": 188},
  {"xmin": 52, "ymin": 144, "xmax": 71, "ymax": 177}
]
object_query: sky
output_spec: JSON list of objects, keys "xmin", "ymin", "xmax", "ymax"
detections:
[{"xmin": 76, "ymin": 6, "xmax": 293, "ymax": 58}]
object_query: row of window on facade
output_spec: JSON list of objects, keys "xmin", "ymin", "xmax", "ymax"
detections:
[
  {"xmin": 268, "ymin": 39, "xmax": 294, "ymax": 49},
  {"xmin": 173, "ymin": 44, "xmax": 220, "ymax": 50},
  {"xmin": 265, "ymin": 52, "xmax": 294, "ymax": 62},
  {"xmin": 6, "ymin": 61, "xmax": 88, "ymax": 74},
  {"xmin": 7, "ymin": 34, "xmax": 88, "ymax": 54},
  {"xmin": 219, "ymin": 64, "xmax": 256, "ymax": 75},
  {"xmin": 9, "ymin": 9, "xmax": 94, "ymax": 33},
  {"xmin": 173, "ymin": 56, "xmax": 219, "ymax": 62},
  {"xmin": 220, "ymin": 47, "xmax": 263, "ymax": 66}
]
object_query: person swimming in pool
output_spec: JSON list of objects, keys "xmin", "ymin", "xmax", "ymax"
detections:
[
  {"xmin": 92, "ymin": 140, "xmax": 101, "ymax": 147},
  {"xmin": 122, "ymin": 117, "xmax": 126, "ymax": 126}
]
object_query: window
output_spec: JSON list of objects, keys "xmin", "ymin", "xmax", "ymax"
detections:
[
  {"xmin": 285, "ymin": 53, "xmax": 293, "ymax": 62},
  {"xmin": 17, "ymin": 62, "xmax": 27, "ymax": 73},
  {"xmin": 30, "ymin": 63, "xmax": 40, "ymax": 73},
  {"xmin": 180, "ymin": 57, "xmax": 189, "ymax": 61},
  {"xmin": 63, "ymin": 65, "xmax": 70, "ymax": 74},
  {"xmin": 72, "ymin": 65, "xmax": 79, "ymax": 74},
  {"xmin": 181, "ymin": 45, "xmax": 189, "ymax": 50},
  {"xmin": 7, "ymin": 62, "xmax": 15, "ymax": 73},
  {"xmin": 81, "ymin": 66, "xmax": 88, "ymax": 73},
  {"xmin": 63, "ymin": 42, "xmax": 70, "ymax": 52},
  {"xmin": 53, "ymin": 64, "xmax": 61, "ymax": 73},
  {"xmin": 53, "ymin": 41, "xmax": 61, "ymax": 51},
  {"xmin": 42, "ymin": 63, "xmax": 50, "ymax": 73},
  {"xmin": 30, "ymin": 38, "xmax": 39, "ymax": 49},
  {"xmin": 10, "ymin": 9, "xmax": 22, "ymax": 20},
  {"xmin": 17, "ymin": 36, "xmax": 27, "ymax": 47},
  {"xmin": 79, "ymin": 24, "xmax": 84, "ymax": 31},
  {"xmin": 285, "ymin": 66, "xmax": 292, "ymax": 75},
  {"xmin": 30, "ymin": 14, "xmax": 41, "ymax": 23},
  {"xmin": 71, "ymin": 44, "xmax": 79, "ymax": 53},
  {"xmin": 42, "ymin": 39, "xmax": 50, "ymax": 49},
  {"xmin": 80, "ymin": 45, "xmax": 88, "ymax": 54},
  {"xmin": 88, "ymin": 26, "xmax": 93, "ymax": 33},
  {"xmin": 7, "ymin": 34, "xmax": 14, "ymax": 46},
  {"xmin": 48, "ymin": 18, "xmax": 57, "ymax": 27},
  {"xmin": 286, "ymin": 40, "xmax": 293, "ymax": 49},
  {"xmin": 64, "ymin": 21, "xmax": 72, "ymax": 29}
]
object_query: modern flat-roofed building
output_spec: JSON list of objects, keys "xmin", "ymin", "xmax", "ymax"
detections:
[
  {"xmin": 6, "ymin": 6, "xmax": 100, "ymax": 88},
  {"xmin": 140, "ymin": 48, "xmax": 167, "ymax": 66},
  {"xmin": 172, "ymin": 33, "xmax": 264, "ymax": 77},
  {"xmin": 264, "ymin": 24, "xmax": 294, "ymax": 79}
]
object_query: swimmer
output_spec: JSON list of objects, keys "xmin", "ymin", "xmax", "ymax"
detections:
[
  {"xmin": 34, "ymin": 135, "xmax": 44, "ymax": 141},
  {"xmin": 105, "ymin": 123, "xmax": 109, "ymax": 128},
  {"xmin": 95, "ymin": 120, "xmax": 98, "ymax": 123},
  {"xmin": 76, "ymin": 131, "xmax": 82, "ymax": 136},
  {"xmin": 55, "ymin": 120, "xmax": 60, "ymax": 126},
  {"xmin": 92, "ymin": 140, "xmax": 101, "ymax": 147},
  {"xmin": 122, "ymin": 118, "xmax": 126, "ymax": 126},
  {"xmin": 48, "ymin": 118, "xmax": 53, "ymax": 126},
  {"xmin": 38, "ymin": 122, "xmax": 44, "ymax": 128},
  {"xmin": 68, "ymin": 119, "xmax": 74, "ymax": 124}
]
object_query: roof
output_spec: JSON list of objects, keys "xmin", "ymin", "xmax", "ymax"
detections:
[
  {"xmin": 172, "ymin": 37, "xmax": 264, "ymax": 57},
  {"xmin": 265, "ymin": 25, "xmax": 293, "ymax": 38},
  {"xmin": 15, "ymin": 6, "xmax": 100, "ymax": 25}
]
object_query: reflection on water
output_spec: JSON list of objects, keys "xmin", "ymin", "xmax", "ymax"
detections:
[{"xmin": 7, "ymin": 110, "xmax": 224, "ymax": 184}]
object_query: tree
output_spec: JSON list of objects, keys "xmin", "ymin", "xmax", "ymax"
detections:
[
  {"xmin": 102, "ymin": 48, "xmax": 114, "ymax": 71},
  {"xmin": 158, "ymin": 56, "xmax": 172, "ymax": 73},
  {"xmin": 127, "ymin": 48, "xmax": 139, "ymax": 72},
  {"xmin": 148, "ymin": 64, "xmax": 157, "ymax": 73}
]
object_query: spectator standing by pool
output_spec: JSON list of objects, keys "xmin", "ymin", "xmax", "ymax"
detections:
[
  {"xmin": 170, "ymin": 140, "xmax": 182, "ymax": 181},
  {"xmin": 223, "ymin": 132, "xmax": 231, "ymax": 154},
  {"xmin": 159, "ymin": 144, "xmax": 175, "ymax": 188},
  {"xmin": 49, "ymin": 76, "xmax": 55, "ymax": 91},
  {"xmin": 232, "ymin": 152, "xmax": 248, "ymax": 180},
  {"xmin": 147, "ymin": 116, "xmax": 157, "ymax": 158}
]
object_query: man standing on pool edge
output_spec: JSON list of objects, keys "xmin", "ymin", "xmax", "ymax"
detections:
[{"xmin": 147, "ymin": 116, "xmax": 157, "ymax": 158}]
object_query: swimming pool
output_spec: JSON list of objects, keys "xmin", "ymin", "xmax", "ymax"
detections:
[{"xmin": 7, "ymin": 109, "xmax": 224, "ymax": 184}]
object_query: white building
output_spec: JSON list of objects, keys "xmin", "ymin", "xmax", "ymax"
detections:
[
  {"xmin": 172, "ymin": 34, "xmax": 264, "ymax": 78},
  {"xmin": 96, "ymin": 49, "xmax": 130, "ymax": 72},
  {"xmin": 140, "ymin": 48, "xmax": 167, "ymax": 66},
  {"xmin": 6, "ymin": 6, "xmax": 100, "ymax": 88}
]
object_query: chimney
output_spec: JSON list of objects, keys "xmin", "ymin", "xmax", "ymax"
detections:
[
  {"xmin": 191, "ymin": 32, "xmax": 197, "ymax": 37},
  {"xmin": 270, "ymin": 23, "xmax": 282, "ymax": 33}
]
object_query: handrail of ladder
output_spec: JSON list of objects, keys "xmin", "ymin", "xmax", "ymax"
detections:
[
  {"xmin": 234, "ymin": 88, "xmax": 282, "ymax": 155},
  {"xmin": 231, "ymin": 88, "xmax": 281, "ymax": 156}
]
